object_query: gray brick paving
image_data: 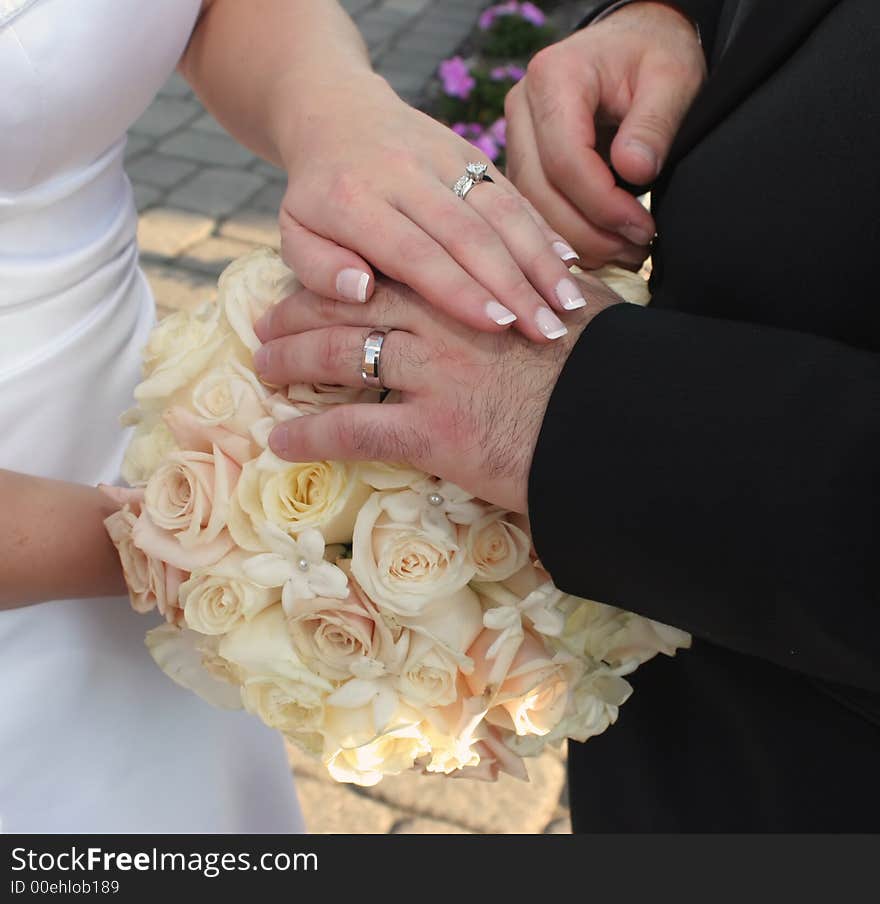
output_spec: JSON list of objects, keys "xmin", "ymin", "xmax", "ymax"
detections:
[{"xmin": 130, "ymin": 0, "xmax": 572, "ymax": 834}]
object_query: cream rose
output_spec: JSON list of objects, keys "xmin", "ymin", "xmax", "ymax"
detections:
[
  {"xmin": 121, "ymin": 419, "xmax": 178, "ymax": 487},
  {"xmin": 104, "ymin": 505, "xmax": 185, "ymax": 621},
  {"xmin": 135, "ymin": 302, "xmax": 233, "ymax": 406},
  {"xmin": 218, "ymin": 248, "xmax": 298, "ymax": 354},
  {"xmin": 323, "ymin": 705, "xmax": 430, "ymax": 786},
  {"xmin": 228, "ymin": 453, "xmax": 371, "ymax": 549},
  {"xmin": 467, "ymin": 627, "xmax": 582, "ymax": 738},
  {"xmin": 191, "ymin": 361, "xmax": 268, "ymax": 432},
  {"xmin": 218, "ymin": 605, "xmax": 332, "ymax": 687},
  {"xmin": 180, "ymin": 550, "xmax": 279, "ymax": 635},
  {"xmin": 396, "ymin": 586, "xmax": 483, "ymax": 708},
  {"xmin": 145, "ymin": 624, "xmax": 243, "ymax": 710},
  {"xmin": 466, "ymin": 509, "xmax": 531, "ymax": 582},
  {"xmin": 351, "ymin": 490, "xmax": 476, "ymax": 616},
  {"xmin": 288, "ymin": 383, "xmax": 377, "ymax": 414},
  {"xmin": 242, "ymin": 676, "xmax": 326, "ymax": 742},
  {"xmin": 286, "ymin": 577, "xmax": 405, "ymax": 682},
  {"xmin": 143, "ymin": 444, "xmax": 239, "ymax": 554}
]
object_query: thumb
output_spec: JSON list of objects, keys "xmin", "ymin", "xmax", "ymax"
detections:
[{"xmin": 610, "ymin": 65, "xmax": 700, "ymax": 186}]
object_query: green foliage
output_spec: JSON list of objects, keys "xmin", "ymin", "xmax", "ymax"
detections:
[
  {"xmin": 438, "ymin": 71, "xmax": 516, "ymax": 126},
  {"xmin": 481, "ymin": 16, "xmax": 555, "ymax": 58}
]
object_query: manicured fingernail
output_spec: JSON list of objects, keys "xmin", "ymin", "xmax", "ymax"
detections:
[
  {"xmin": 624, "ymin": 140, "xmax": 660, "ymax": 178},
  {"xmin": 253, "ymin": 344, "xmax": 271, "ymax": 373},
  {"xmin": 552, "ymin": 241, "xmax": 579, "ymax": 263},
  {"xmin": 620, "ymin": 223, "xmax": 654, "ymax": 246},
  {"xmin": 555, "ymin": 278, "xmax": 587, "ymax": 311},
  {"xmin": 536, "ymin": 308, "xmax": 568, "ymax": 340},
  {"xmin": 336, "ymin": 268, "xmax": 370, "ymax": 303},
  {"xmin": 485, "ymin": 299, "xmax": 517, "ymax": 325}
]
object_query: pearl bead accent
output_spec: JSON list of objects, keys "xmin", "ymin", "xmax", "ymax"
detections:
[
  {"xmin": 297, "ymin": 557, "xmax": 310, "ymax": 572},
  {"xmin": 427, "ymin": 492, "xmax": 444, "ymax": 507}
]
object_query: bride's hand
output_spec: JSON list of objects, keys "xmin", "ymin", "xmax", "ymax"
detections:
[{"xmin": 276, "ymin": 74, "xmax": 598, "ymax": 342}]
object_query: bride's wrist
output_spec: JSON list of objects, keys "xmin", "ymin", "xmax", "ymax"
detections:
[{"xmin": 273, "ymin": 69, "xmax": 400, "ymax": 172}]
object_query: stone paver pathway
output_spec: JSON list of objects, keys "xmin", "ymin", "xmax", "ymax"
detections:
[{"xmin": 131, "ymin": 0, "xmax": 571, "ymax": 834}]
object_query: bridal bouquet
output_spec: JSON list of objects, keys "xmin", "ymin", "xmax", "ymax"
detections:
[{"xmin": 103, "ymin": 249, "xmax": 689, "ymax": 786}]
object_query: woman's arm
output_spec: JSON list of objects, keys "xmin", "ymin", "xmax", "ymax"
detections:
[
  {"xmin": 179, "ymin": 0, "xmax": 373, "ymax": 169},
  {"xmin": 0, "ymin": 471, "xmax": 125, "ymax": 610},
  {"xmin": 176, "ymin": 1, "xmax": 626, "ymax": 343}
]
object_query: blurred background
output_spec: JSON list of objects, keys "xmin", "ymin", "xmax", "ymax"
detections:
[{"xmin": 132, "ymin": 0, "xmax": 585, "ymax": 833}]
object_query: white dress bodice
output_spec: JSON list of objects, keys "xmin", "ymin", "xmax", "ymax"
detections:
[{"xmin": 0, "ymin": 0, "xmax": 304, "ymax": 832}]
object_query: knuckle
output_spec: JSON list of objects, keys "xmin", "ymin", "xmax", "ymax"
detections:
[
  {"xmin": 526, "ymin": 46, "xmax": 557, "ymax": 82},
  {"xmin": 487, "ymin": 191, "xmax": 524, "ymax": 222},
  {"xmin": 326, "ymin": 171, "xmax": 366, "ymax": 210},
  {"xmin": 447, "ymin": 218, "xmax": 496, "ymax": 256},
  {"xmin": 319, "ymin": 327, "xmax": 351, "ymax": 373}
]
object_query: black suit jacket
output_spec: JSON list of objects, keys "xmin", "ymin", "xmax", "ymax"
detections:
[{"xmin": 529, "ymin": 0, "xmax": 880, "ymax": 831}]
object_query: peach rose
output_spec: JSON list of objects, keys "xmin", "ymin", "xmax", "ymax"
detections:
[{"xmin": 466, "ymin": 509, "xmax": 531, "ymax": 582}]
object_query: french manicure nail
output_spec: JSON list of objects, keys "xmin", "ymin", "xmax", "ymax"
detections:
[
  {"xmin": 336, "ymin": 268, "xmax": 370, "ymax": 303},
  {"xmin": 485, "ymin": 299, "xmax": 517, "ymax": 325},
  {"xmin": 552, "ymin": 241, "xmax": 580, "ymax": 263},
  {"xmin": 624, "ymin": 139, "xmax": 660, "ymax": 178},
  {"xmin": 536, "ymin": 308, "xmax": 568, "ymax": 340},
  {"xmin": 253, "ymin": 344, "xmax": 271, "ymax": 373},
  {"xmin": 556, "ymin": 277, "xmax": 587, "ymax": 311},
  {"xmin": 620, "ymin": 223, "xmax": 654, "ymax": 246}
]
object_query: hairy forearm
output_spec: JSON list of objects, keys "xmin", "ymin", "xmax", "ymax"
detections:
[
  {"xmin": 0, "ymin": 471, "xmax": 125, "ymax": 610},
  {"xmin": 179, "ymin": 0, "xmax": 382, "ymax": 168}
]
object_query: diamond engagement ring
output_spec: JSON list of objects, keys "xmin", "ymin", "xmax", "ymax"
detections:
[
  {"xmin": 453, "ymin": 162, "xmax": 494, "ymax": 200},
  {"xmin": 361, "ymin": 329, "xmax": 388, "ymax": 390}
]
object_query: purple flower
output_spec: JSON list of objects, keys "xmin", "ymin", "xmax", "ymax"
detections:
[
  {"xmin": 479, "ymin": 1, "xmax": 545, "ymax": 30},
  {"xmin": 452, "ymin": 122, "xmax": 484, "ymax": 139},
  {"xmin": 473, "ymin": 132, "xmax": 501, "ymax": 162},
  {"xmin": 439, "ymin": 56, "xmax": 476, "ymax": 100},
  {"xmin": 519, "ymin": 2, "xmax": 546, "ymax": 26},
  {"xmin": 490, "ymin": 64, "xmax": 526, "ymax": 82},
  {"xmin": 489, "ymin": 117, "xmax": 507, "ymax": 148},
  {"xmin": 479, "ymin": 1, "xmax": 519, "ymax": 30}
]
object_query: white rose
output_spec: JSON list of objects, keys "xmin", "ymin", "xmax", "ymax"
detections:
[
  {"xmin": 219, "ymin": 604, "xmax": 333, "ymax": 689},
  {"xmin": 466, "ymin": 509, "xmax": 531, "ymax": 582},
  {"xmin": 180, "ymin": 550, "xmax": 280, "ymax": 635},
  {"xmin": 228, "ymin": 453, "xmax": 371, "ymax": 549},
  {"xmin": 324, "ymin": 713, "xmax": 430, "ymax": 787},
  {"xmin": 145, "ymin": 624, "xmax": 243, "ymax": 710},
  {"xmin": 351, "ymin": 490, "xmax": 476, "ymax": 616},
  {"xmin": 558, "ymin": 597, "xmax": 691, "ymax": 676},
  {"xmin": 191, "ymin": 361, "xmax": 269, "ymax": 432},
  {"xmin": 218, "ymin": 248, "xmax": 298, "ymax": 354},
  {"xmin": 135, "ymin": 302, "xmax": 234, "ymax": 406}
]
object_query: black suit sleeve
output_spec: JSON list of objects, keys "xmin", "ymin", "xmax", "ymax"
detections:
[
  {"xmin": 528, "ymin": 301, "xmax": 880, "ymax": 693},
  {"xmin": 575, "ymin": 0, "xmax": 726, "ymax": 60}
]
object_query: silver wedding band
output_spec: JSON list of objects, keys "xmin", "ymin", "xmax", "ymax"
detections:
[
  {"xmin": 453, "ymin": 161, "xmax": 494, "ymax": 200},
  {"xmin": 361, "ymin": 329, "xmax": 388, "ymax": 390}
]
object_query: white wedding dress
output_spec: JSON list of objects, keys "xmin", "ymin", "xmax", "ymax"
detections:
[{"xmin": 0, "ymin": 0, "xmax": 304, "ymax": 832}]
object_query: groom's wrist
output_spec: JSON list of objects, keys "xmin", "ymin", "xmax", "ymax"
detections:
[{"xmin": 576, "ymin": 1, "xmax": 702, "ymax": 45}]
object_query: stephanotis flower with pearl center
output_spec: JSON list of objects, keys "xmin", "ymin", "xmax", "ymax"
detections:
[{"xmin": 242, "ymin": 523, "xmax": 348, "ymax": 608}]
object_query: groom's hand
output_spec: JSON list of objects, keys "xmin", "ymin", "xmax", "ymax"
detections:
[
  {"xmin": 505, "ymin": 1, "xmax": 705, "ymax": 268},
  {"xmin": 254, "ymin": 277, "xmax": 622, "ymax": 512}
]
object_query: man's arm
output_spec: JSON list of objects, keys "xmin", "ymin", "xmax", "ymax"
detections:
[{"xmin": 529, "ymin": 302, "xmax": 880, "ymax": 693}]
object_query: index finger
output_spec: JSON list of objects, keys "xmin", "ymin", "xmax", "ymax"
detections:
[{"xmin": 524, "ymin": 58, "xmax": 655, "ymax": 246}]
